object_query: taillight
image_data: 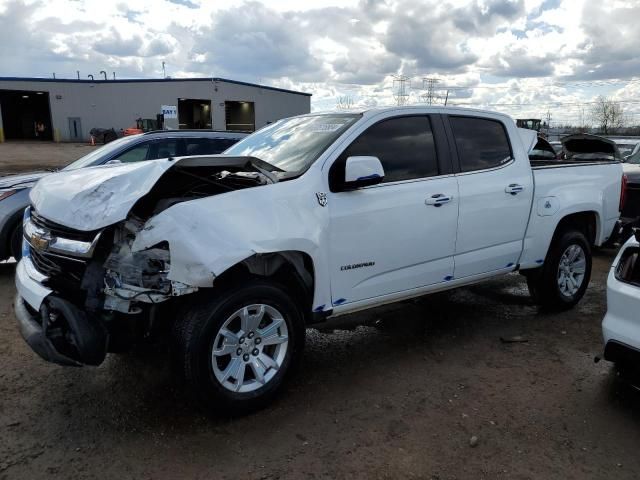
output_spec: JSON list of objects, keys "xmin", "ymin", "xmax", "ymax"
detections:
[{"xmin": 620, "ymin": 174, "xmax": 628, "ymax": 213}]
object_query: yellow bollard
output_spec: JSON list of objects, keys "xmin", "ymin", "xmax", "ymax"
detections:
[{"xmin": 0, "ymin": 127, "xmax": 4, "ymax": 143}]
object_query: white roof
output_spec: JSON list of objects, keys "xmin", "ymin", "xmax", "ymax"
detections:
[{"xmin": 309, "ymin": 105, "xmax": 514, "ymax": 121}]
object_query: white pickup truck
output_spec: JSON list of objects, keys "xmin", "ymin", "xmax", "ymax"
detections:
[{"xmin": 15, "ymin": 107, "xmax": 624, "ymax": 414}]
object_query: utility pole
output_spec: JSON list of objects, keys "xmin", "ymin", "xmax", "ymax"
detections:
[
  {"xmin": 392, "ymin": 75, "xmax": 410, "ymax": 106},
  {"xmin": 162, "ymin": 61, "xmax": 166, "ymax": 79}
]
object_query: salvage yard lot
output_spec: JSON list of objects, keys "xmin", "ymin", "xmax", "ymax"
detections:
[
  {"xmin": 0, "ymin": 141, "xmax": 96, "ymax": 174},
  {"xmin": 1, "ymin": 250, "xmax": 640, "ymax": 479}
]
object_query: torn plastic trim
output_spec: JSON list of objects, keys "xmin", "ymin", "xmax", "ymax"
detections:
[{"xmin": 103, "ymin": 280, "xmax": 198, "ymax": 314}]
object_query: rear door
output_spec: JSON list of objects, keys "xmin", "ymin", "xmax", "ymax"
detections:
[
  {"xmin": 327, "ymin": 114, "xmax": 459, "ymax": 305},
  {"xmin": 446, "ymin": 115, "xmax": 534, "ymax": 278}
]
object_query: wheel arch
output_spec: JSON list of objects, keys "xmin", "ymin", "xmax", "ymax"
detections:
[
  {"xmin": 211, "ymin": 250, "xmax": 319, "ymax": 324},
  {"xmin": 551, "ymin": 210, "xmax": 599, "ymax": 247},
  {"xmin": 520, "ymin": 209, "xmax": 600, "ymax": 272},
  {"xmin": 0, "ymin": 209, "xmax": 24, "ymax": 261}
]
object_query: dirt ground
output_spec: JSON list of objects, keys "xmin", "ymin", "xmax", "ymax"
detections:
[
  {"xmin": 0, "ymin": 142, "xmax": 97, "ymax": 174},
  {"xmin": 1, "ymin": 249, "xmax": 639, "ymax": 479}
]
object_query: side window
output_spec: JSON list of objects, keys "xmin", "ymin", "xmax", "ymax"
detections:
[
  {"xmin": 113, "ymin": 144, "xmax": 150, "ymax": 163},
  {"xmin": 148, "ymin": 139, "xmax": 179, "ymax": 160},
  {"xmin": 330, "ymin": 116, "xmax": 438, "ymax": 188},
  {"xmin": 184, "ymin": 138, "xmax": 239, "ymax": 156},
  {"xmin": 449, "ymin": 117, "xmax": 512, "ymax": 172}
]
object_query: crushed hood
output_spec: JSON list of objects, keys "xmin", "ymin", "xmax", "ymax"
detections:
[{"xmin": 29, "ymin": 155, "xmax": 274, "ymax": 231}]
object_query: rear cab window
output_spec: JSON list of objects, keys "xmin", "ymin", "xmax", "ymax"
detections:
[{"xmin": 449, "ymin": 116, "xmax": 512, "ymax": 172}]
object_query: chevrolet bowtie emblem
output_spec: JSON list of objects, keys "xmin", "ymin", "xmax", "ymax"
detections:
[{"xmin": 30, "ymin": 232, "xmax": 50, "ymax": 250}]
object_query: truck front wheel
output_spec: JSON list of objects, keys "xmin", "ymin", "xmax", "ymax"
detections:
[
  {"xmin": 173, "ymin": 280, "xmax": 305, "ymax": 415},
  {"xmin": 526, "ymin": 229, "xmax": 592, "ymax": 310}
]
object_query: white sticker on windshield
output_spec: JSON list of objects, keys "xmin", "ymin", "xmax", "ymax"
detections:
[{"xmin": 310, "ymin": 123, "xmax": 345, "ymax": 133}]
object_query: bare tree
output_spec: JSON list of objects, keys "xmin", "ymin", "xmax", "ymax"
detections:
[{"xmin": 591, "ymin": 96, "xmax": 625, "ymax": 135}]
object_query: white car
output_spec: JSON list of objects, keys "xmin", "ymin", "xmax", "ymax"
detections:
[
  {"xmin": 15, "ymin": 106, "xmax": 624, "ymax": 414},
  {"xmin": 602, "ymin": 229, "xmax": 640, "ymax": 372}
]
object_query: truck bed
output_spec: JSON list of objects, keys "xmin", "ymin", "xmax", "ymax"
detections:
[{"xmin": 530, "ymin": 159, "xmax": 620, "ymax": 168}]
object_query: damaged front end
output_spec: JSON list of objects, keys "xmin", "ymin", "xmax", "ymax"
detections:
[
  {"xmin": 102, "ymin": 217, "xmax": 197, "ymax": 314},
  {"xmin": 17, "ymin": 156, "xmax": 276, "ymax": 366}
]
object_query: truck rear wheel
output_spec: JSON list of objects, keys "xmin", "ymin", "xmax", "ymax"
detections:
[
  {"xmin": 527, "ymin": 229, "xmax": 592, "ymax": 310},
  {"xmin": 173, "ymin": 280, "xmax": 305, "ymax": 415}
]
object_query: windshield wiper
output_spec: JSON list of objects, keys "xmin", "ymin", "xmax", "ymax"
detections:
[{"xmin": 247, "ymin": 160, "xmax": 279, "ymax": 184}]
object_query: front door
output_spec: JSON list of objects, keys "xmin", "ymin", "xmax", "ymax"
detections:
[{"xmin": 327, "ymin": 115, "xmax": 459, "ymax": 306}]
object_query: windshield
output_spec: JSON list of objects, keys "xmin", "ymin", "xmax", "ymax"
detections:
[
  {"xmin": 63, "ymin": 135, "xmax": 143, "ymax": 170},
  {"xmin": 224, "ymin": 114, "xmax": 361, "ymax": 177}
]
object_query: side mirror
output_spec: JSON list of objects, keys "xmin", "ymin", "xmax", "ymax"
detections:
[
  {"xmin": 343, "ymin": 156, "xmax": 384, "ymax": 189},
  {"xmin": 104, "ymin": 159, "xmax": 122, "ymax": 166}
]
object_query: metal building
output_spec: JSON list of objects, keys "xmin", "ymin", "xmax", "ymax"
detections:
[{"xmin": 0, "ymin": 77, "xmax": 311, "ymax": 142}]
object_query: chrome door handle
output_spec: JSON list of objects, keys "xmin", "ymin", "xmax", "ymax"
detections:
[
  {"xmin": 505, "ymin": 184, "xmax": 525, "ymax": 195},
  {"xmin": 425, "ymin": 193, "xmax": 453, "ymax": 207}
]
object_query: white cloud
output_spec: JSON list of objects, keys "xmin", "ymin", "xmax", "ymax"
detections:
[{"xmin": 0, "ymin": 0, "xmax": 639, "ymax": 123}]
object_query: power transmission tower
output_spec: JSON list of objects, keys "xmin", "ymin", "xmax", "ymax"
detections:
[
  {"xmin": 545, "ymin": 110, "xmax": 552, "ymax": 137},
  {"xmin": 392, "ymin": 75, "xmax": 410, "ymax": 106},
  {"xmin": 337, "ymin": 95, "xmax": 354, "ymax": 110},
  {"xmin": 421, "ymin": 77, "xmax": 440, "ymax": 105}
]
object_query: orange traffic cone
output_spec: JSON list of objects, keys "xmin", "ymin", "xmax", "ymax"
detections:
[{"xmin": 90, "ymin": 135, "xmax": 95, "ymax": 146}]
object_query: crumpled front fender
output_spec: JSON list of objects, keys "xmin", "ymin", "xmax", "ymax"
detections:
[{"xmin": 131, "ymin": 179, "xmax": 331, "ymax": 309}]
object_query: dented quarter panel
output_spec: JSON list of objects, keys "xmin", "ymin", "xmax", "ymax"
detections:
[{"xmin": 131, "ymin": 173, "xmax": 332, "ymax": 309}]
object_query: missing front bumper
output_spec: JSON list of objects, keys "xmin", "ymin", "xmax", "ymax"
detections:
[{"xmin": 14, "ymin": 294, "xmax": 108, "ymax": 366}]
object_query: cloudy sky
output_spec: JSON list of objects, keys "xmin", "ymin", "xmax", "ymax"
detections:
[{"xmin": 1, "ymin": 0, "xmax": 640, "ymax": 125}]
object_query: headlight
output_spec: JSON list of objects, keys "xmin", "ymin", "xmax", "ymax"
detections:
[{"xmin": 0, "ymin": 189, "xmax": 17, "ymax": 201}]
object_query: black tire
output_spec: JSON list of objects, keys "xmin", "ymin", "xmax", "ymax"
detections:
[
  {"xmin": 173, "ymin": 280, "xmax": 305, "ymax": 415},
  {"xmin": 526, "ymin": 229, "xmax": 592, "ymax": 310},
  {"xmin": 9, "ymin": 223, "xmax": 22, "ymax": 261}
]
